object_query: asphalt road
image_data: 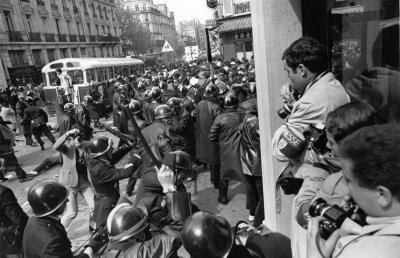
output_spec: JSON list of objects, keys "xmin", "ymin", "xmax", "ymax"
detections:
[{"xmin": 2, "ymin": 116, "xmax": 249, "ymax": 257}]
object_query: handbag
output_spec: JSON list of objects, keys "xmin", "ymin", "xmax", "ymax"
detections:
[{"xmin": 0, "ymin": 223, "xmax": 22, "ymax": 255}]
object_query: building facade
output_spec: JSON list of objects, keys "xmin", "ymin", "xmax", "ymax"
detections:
[
  {"xmin": 124, "ymin": 0, "xmax": 178, "ymax": 54},
  {"xmin": 178, "ymin": 19, "xmax": 206, "ymax": 51},
  {"xmin": 213, "ymin": 0, "xmax": 252, "ymax": 61},
  {"xmin": 0, "ymin": 0, "xmax": 122, "ymax": 88}
]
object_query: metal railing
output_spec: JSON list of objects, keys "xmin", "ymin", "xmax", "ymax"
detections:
[
  {"xmin": 89, "ymin": 35, "xmax": 96, "ymax": 42},
  {"xmin": 96, "ymin": 35, "xmax": 119, "ymax": 42},
  {"xmin": 79, "ymin": 35, "xmax": 86, "ymax": 42},
  {"xmin": 58, "ymin": 33, "xmax": 67, "ymax": 42},
  {"xmin": 69, "ymin": 34, "xmax": 77, "ymax": 42},
  {"xmin": 29, "ymin": 32, "xmax": 41, "ymax": 42},
  {"xmin": 8, "ymin": 31, "xmax": 24, "ymax": 42},
  {"xmin": 45, "ymin": 33, "xmax": 55, "ymax": 42}
]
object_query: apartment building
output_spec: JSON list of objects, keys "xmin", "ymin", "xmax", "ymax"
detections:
[
  {"xmin": 178, "ymin": 19, "xmax": 206, "ymax": 50},
  {"xmin": 0, "ymin": 0, "xmax": 122, "ymax": 87},
  {"xmin": 124, "ymin": 0, "xmax": 178, "ymax": 54}
]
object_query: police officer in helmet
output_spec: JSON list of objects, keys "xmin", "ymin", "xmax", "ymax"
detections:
[{"xmin": 23, "ymin": 180, "xmax": 93, "ymax": 257}]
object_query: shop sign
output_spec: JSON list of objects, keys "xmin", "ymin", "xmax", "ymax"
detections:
[
  {"xmin": 233, "ymin": 31, "xmax": 252, "ymax": 40},
  {"xmin": 206, "ymin": 19, "xmax": 217, "ymax": 28},
  {"xmin": 8, "ymin": 65, "xmax": 36, "ymax": 76}
]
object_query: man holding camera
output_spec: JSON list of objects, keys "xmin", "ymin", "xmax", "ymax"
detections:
[
  {"xmin": 272, "ymin": 37, "xmax": 349, "ymax": 258},
  {"xmin": 307, "ymin": 124, "xmax": 400, "ymax": 258}
]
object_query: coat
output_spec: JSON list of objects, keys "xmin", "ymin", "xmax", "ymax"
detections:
[
  {"xmin": 0, "ymin": 185, "xmax": 28, "ymax": 256},
  {"xmin": 238, "ymin": 113, "xmax": 261, "ymax": 177},
  {"xmin": 23, "ymin": 105, "xmax": 48, "ymax": 129},
  {"xmin": 54, "ymin": 134, "xmax": 91, "ymax": 188},
  {"xmin": 22, "ymin": 216, "xmax": 88, "ymax": 258},
  {"xmin": 195, "ymin": 97, "xmax": 221, "ymax": 165},
  {"xmin": 209, "ymin": 109, "xmax": 244, "ymax": 181},
  {"xmin": 55, "ymin": 95, "xmax": 68, "ymax": 124},
  {"xmin": 59, "ymin": 114, "xmax": 76, "ymax": 137},
  {"xmin": 75, "ymin": 103, "xmax": 93, "ymax": 140}
]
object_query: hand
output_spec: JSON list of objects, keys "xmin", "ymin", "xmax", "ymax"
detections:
[
  {"xmin": 307, "ymin": 217, "xmax": 342, "ymax": 258},
  {"xmin": 156, "ymin": 165, "xmax": 176, "ymax": 193},
  {"xmin": 66, "ymin": 128, "xmax": 80, "ymax": 137},
  {"xmin": 124, "ymin": 163, "xmax": 133, "ymax": 169},
  {"xmin": 280, "ymin": 82, "xmax": 292, "ymax": 103},
  {"xmin": 83, "ymin": 247, "xmax": 93, "ymax": 258}
]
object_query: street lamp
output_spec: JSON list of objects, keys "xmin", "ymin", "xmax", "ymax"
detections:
[{"xmin": 206, "ymin": 0, "xmax": 219, "ymax": 9}]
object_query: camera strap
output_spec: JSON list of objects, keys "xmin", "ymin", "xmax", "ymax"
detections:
[{"xmin": 302, "ymin": 70, "xmax": 329, "ymax": 97}]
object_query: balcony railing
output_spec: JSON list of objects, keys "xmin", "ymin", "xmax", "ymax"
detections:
[
  {"xmin": 36, "ymin": 0, "xmax": 45, "ymax": 6},
  {"xmin": 69, "ymin": 34, "xmax": 77, "ymax": 42},
  {"xmin": 89, "ymin": 35, "xmax": 96, "ymax": 42},
  {"xmin": 20, "ymin": 0, "xmax": 31, "ymax": 3},
  {"xmin": 58, "ymin": 33, "xmax": 67, "ymax": 42},
  {"xmin": 233, "ymin": 2, "xmax": 250, "ymax": 15},
  {"xmin": 50, "ymin": 3, "xmax": 58, "ymax": 11},
  {"xmin": 96, "ymin": 35, "xmax": 119, "ymax": 42},
  {"xmin": 45, "ymin": 33, "xmax": 55, "ymax": 42},
  {"xmin": 79, "ymin": 35, "xmax": 86, "ymax": 42},
  {"xmin": 8, "ymin": 31, "xmax": 24, "ymax": 42},
  {"xmin": 29, "ymin": 32, "xmax": 41, "ymax": 42}
]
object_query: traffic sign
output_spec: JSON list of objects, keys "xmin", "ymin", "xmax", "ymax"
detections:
[
  {"xmin": 161, "ymin": 40, "xmax": 174, "ymax": 52},
  {"xmin": 185, "ymin": 46, "xmax": 199, "ymax": 61}
]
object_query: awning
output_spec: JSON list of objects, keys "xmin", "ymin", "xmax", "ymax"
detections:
[{"xmin": 216, "ymin": 16, "xmax": 252, "ymax": 33}]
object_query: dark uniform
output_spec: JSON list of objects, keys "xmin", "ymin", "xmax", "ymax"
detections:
[
  {"xmin": 59, "ymin": 113, "xmax": 77, "ymax": 137},
  {"xmin": 0, "ymin": 185, "xmax": 28, "ymax": 257},
  {"xmin": 88, "ymin": 145, "xmax": 142, "ymax": 226},
  {"xmin": 23, "ymin": 216, "xmax": 89, "ymax": 258},
  {"xmin": 55, "ymin": 94, "xmax": 68, "ymax": 124},
  {"xmin": 23, "ymin": 104, "xmax": 56, "ymax": 149},
  {"xmin": 147, "ymin": 100, "xmax": 162, "ymax": 123},
  {"xmin": 16, "ymin": 99, "xmax": 34, "ymax": 145},
  {"xmin": 75, "ymin": 103, "xmax": 93, "ymax": 141}
]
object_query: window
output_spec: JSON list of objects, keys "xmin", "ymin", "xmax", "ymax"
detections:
[
  {"xmin": 26, "ymin": 15, "xmax": 33, "ymax": 33},
  {"xmin": 71, "ymin": 48, "xmax": 78, "ymax": 57},
  {"xmin": 92, "ymin": 47, "xmax": 96, "ymax": 57},
  {"xmin": 95, "ymin": 25, "xmax": 99, "ymax": 35},
  {"xmin": 66, "ymin": 20, "xmax": 71, "ymax": 34},
  {"xmin": 55, "ymin": 19, "xmax": 61, "ymax": 34},
  {"xmin": 102, "ymin": 25, "xmax": 105, "ymax": 35},
  {"xmin": 9, "ymin": 50, "xmax": 28, "ymax": 66},
  {"xmin": 135, "ymin": 4, "xmax": 139, "ymax": 11},
  {"xmin": 47, "ymin": 49, "xmax": 56, "ymax": 62},
  {"xmin": 60, "ymin": 48, "xmax": 68, "ymax": 58},
  {"xmin": 32, "ymin": 49, "xmax": 45, "ymax": 65},
  {"xmin": 3, "ymin": 11, "xmax": 14, "ymax": 32},
  {"xmin": 66, "ymin": 70, "xmax": 84, "ymax": 84},
  {"xmin": 86, "ymin": 69, "xmax": 95, "ymax": 82},
  {"xmin": 80, "ymin": 47, "xmax": 86, "ymax": 56},
  {"xmin": 114, "ymin": 27, "xmax": 117, "ymax": 36},
  {"xmin": 86, "ymin": 23, "xmax": 91, "ymax": 35},
  {"xmin": 76, "ymin": 22, "xmax": 82, "ymax": 35}
]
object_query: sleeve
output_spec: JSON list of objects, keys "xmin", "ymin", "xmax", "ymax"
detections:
[
  {"xmin": 76, "ymin": 107, "xmax": 86, "ymax": 125},
  {"xmin": 40, "ymin": 108, "xmax": 48, "ymax": 123},
  {"xmin": 95, "ymin": 165, "xmax": 134, "ymax": 184},
  {"xmin": 110, "ymin": 144, "xmax": 133, "ymax": 164},
  {"xmin": 0, "ymin": 187, "xmax": 28, "ymax": 229},
  {"xmin": 209, "ymin": 115, "xmax": 220, "ymax": 142}
]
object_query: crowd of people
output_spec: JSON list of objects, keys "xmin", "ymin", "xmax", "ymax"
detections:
[{"xmin": 1, "ymin": 34, "xmax": 400, "ymax": 258}]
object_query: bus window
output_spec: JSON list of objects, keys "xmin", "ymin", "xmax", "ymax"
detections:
[
  {"xmin": 49, "ymin": 72, "xmax": 59, "ymax": 86},
  {"xmin": 49, "ymin": 63, "xmax": 63, "ymax": 69},
  {"xmin": 67, "ymin": 70, "xmax": 84, "ymax": 84},
  {"xmin": 102, "ymin": 68, "xmax": 108, "ymax": 81},
  {"xmin": 42, "ymin": 73, "xmax": 47, "ymax": 86},
  {"xmin": 86, "ymin": 69, "xmax": 95, "ymax": 83},
  {"xmin": 107, "ymin": 67, "xmax": 113, "ymax": 79},
  {"xmin": 122, "ymin": 66, "xmax": 129, "ymax": 77},
  {"xmin": 114, "ymin": 66, "xmax": 122, "ymax": 77}
]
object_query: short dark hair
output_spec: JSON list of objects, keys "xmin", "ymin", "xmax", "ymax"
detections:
[
  {"xmin": 282, "ymin": 36, "xmax": 328, "ymax": 74},
  {"xmin": 339, "ymin": 124, "xmax": 400, "ymax": 199},
  {"xmin": 325, "ymin": 102, "xmax": 377, "ymax": 143}
]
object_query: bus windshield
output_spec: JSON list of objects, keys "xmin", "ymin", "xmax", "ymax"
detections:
[{"xmin": 48, "ymin": 70, "xmax": 84, "ymax": 86}]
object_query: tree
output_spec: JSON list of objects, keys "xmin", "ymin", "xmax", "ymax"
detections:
[{"xmin": 116, "ymin": 5, "xmax": 152, "ymax": 56}]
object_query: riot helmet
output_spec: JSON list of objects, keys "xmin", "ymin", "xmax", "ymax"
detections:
[
  {"xmin": 90, "ymin": 136, "xmax": 114, "ymax": 158},
  {"xmin": 154, "ymin": 104, "xmax": 172, "ymax": 120},
  {"xmin": 27, "ymin": 180, "xmax": 69, "ymax": 217},
  {"xmin": 204, "ymin": 84, "xmax": 219, "ymax": 97},
  {"xmin": 63, "ymin": 102, "xmax": 76, "ymax": 113},
  {"xmin": 167, "ymin": 97, "xmax": 181, "ymax": 108},
  {"xmin": 129, "ymin": 100, "xmax": 143, "ymax": 114},
  {"xmin": 26, "ymin": 90, "xmax": 34, "ymax": 97},
  {"xmin": 224, "ymin": 93, "xmax": 239, "ymax": 109},
  {"xmin": 150, "ymin": 87, "xmax": 162, "ymax": 100},
  {"xmin": 83, "ymin": 95, "xmax": 93, "ymax": 104},
  {"xmin": 182, "ymin": 211, "xmax": 233, "ymax": 258},
  {"xmin": 162, "ymin": 151, "xmax": 192, "ymax": 185}
]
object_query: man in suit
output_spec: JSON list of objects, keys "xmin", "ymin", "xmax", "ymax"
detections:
[
  {"xmin": 59, "ymin": 102, "xmax": 77, "ymax": 137},
  {"xmin": 23, "ymin": 180, "xmax": 93, "ymax": 257},
  {"xmin": 75, "ymin": 95, "xmax": 93, "ymax": 141}
]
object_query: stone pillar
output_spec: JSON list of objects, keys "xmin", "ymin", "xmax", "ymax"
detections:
[{"xmin": 251, "ymin": 0, "xmax": 302, "ymax": 235}]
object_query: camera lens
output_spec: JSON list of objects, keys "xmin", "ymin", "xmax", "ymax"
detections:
[
  {"xmin": 277, "ymin": 104, "xmax": 293, "ymax": 119},
  {"xmin": 309, "ymin": 198, "xmax": 329, "ymax": 217}
]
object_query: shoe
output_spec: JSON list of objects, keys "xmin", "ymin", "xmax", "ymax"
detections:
[
  {"xmin": 217, "ymin": 196, "xmax": 228, "ymax": 205},
  {"xmin": 27, "ymin": 170, "xmax": 38, "ymax": 176},
  {"xmin": 249, "ymin": 215, "xmax": 255, "ymax": 222},
  {"xmin": 19, "ymin": 177, "xmax": 33, "ymax": 183}
]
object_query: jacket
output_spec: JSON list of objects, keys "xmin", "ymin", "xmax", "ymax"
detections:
[
  {"xmin": 59, "ymin": 114, "xmax": 76, "ymax": 137},
  {"xmin": 272, "ymin": 72, "xmax": 350, "ymax": 178},
  {"xmin": 238, "ymin": 113, "xmax": 261, "ymax": 177},
  {"xmin": 54, "ymin": 134, "xmax": 90, "ymax": 188},
  {"xmin": 75, "ymin": 103, "xmax": 92, "ymax": 140},
  {"xmin": 22, "ymin": 216, "xmax": 88, "ymax": 258},
  {"xmin": 195, "ymin": 97, "xmax": 221, "ymax": 165},
  {"xmin": 23, "ymin": 105, "xmax": 48, "ymax": 128},
  {"xmin": 209, "ymin": 109, "xmax": 244, "ymax": 181},
  {"xmin": 0, "ymin": 185, "xmax": 28, "ymax": 256},
  {"xmin": 331, "ymin": 217, "xmax": 400, "ymax": 258},
  {"xmin": 101, "ymin": 234, "xmax": 181, "ymax": 258}
]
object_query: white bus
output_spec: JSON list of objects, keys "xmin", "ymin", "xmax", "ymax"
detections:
[{"xmin": 42, "ymin": 58, "xmax": 144, "ymax": 107}]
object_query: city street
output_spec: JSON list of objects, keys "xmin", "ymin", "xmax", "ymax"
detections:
[{"xmin": 2, "ymin": 115, "xmax": 248, "ymax": 256}]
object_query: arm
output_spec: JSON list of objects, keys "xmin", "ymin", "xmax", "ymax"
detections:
[
  {"xmin": 0, "ymin": 187, "xmax": 28, "ymax": 229},
  {"xmin": 53, "ymin": 134, "xmax": 69, "ymax": 153},
  {"xmin": 110, "ymin": 144, "xmax": 133, "ymax": 164},
  {"xmin": 94, "ymin": 163, "xmax": 135, "ymax": 185},
  {"xmin": 209, "ymin": 116, "xmax": 220, "ymax": 142}
]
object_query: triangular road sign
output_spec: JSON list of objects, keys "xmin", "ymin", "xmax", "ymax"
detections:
[{"xmin": 162, "ymin": 40, "xmax": 174, "ymax": 52}]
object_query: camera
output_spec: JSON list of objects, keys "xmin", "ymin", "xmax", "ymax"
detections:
[
  {"xmin": 277, "ymin": 103, "xmax": 294, "ymax": 119},
  {"xmin": 309, "ymin": 198, "xmax": 364, "ymax": 240},
  {"xmin": 303, "ymin": 124, "xmax": 328, "ymax": 154}
]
